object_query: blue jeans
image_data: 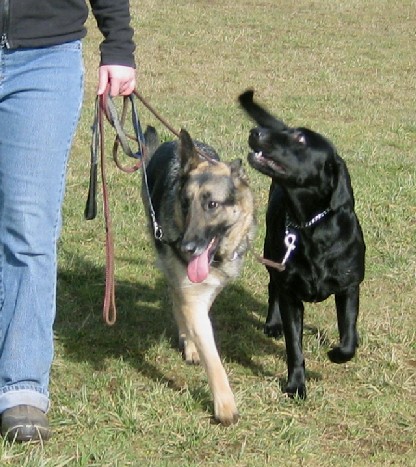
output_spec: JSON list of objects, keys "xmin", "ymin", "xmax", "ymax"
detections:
[{"xmin": 0, "ymin": 41, "xmax": 84, "ymax": 413}]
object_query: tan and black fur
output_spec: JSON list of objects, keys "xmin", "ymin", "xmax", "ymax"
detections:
[{"xmin": 141, "ymin": 126, "xmax": 256, "ymax": 425}]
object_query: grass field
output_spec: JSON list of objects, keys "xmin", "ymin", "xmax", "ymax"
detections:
[{"xmin": 1, "ymin": 0, "xmax": 415, "ymax": 465}]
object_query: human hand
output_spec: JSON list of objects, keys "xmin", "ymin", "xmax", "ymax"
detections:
[{"xmin": 97, "ymin": 65, "xmax": 136, "ymax": 97}]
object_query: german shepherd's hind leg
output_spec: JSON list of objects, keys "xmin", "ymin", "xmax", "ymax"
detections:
[
  {"xmin": 328, "ymin": 285, "xmax": 360, "ymax": 364},
  {"xmin": 178, "ymin": 284, "xmax": 239, "ymax": 426}
]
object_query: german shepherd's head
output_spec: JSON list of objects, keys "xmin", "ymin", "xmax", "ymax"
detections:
[
  {"xmin": 175, "ymin": 129, "xmax": 255, "ymax": 283},
  {"xmin": 143, "ymin": 126, "xmax": 255, "ymax": 283}
]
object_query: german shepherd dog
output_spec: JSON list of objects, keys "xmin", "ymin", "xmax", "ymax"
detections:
[
  {"xmin": 141, "ymin": 126, "xmax": 256, "ymax": 425},
  {"xmin": 239, "ymin": 90, "xmax": 365, "ymax": 399}
]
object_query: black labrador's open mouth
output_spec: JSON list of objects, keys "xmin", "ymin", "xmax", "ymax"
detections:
[{"xmin": 248, "ymin": 150, "xmax": 286, "ymax": 175}]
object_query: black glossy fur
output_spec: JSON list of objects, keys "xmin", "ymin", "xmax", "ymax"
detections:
[{"xmin": 239, "ymin": 90, "xmax": 365, "ymax": 398}]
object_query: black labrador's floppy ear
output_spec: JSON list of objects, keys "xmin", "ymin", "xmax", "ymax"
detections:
[{"xmin": 329, "ymin": 155, "xmax": 355, "ymax": 211}]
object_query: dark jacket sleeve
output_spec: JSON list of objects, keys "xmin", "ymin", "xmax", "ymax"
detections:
[{"xmin": 89, "ymin": 0, "xmax": 136, "ymax": 68}]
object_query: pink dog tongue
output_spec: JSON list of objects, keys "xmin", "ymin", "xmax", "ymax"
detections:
[{"xmin": 187, "ymin": 247, "xmax": 210, "ymax": 283}]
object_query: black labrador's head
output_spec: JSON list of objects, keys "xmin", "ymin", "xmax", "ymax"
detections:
[{"xmin": 238, "ymin": 90, "xmax": 339, "ymax": 189}]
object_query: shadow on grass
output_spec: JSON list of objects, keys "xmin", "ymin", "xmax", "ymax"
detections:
[{"xmin": 55, "ymin": 253, "xmax": 322, "ymax": 398}]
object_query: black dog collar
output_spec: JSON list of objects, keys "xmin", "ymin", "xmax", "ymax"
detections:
[
  {"xmin": 280, "ymin": 208, "xmax": 331, "ymax": 267},
  {"xmin": 286, "ymin": 208, "xmax": 331, "ymax": 230}
]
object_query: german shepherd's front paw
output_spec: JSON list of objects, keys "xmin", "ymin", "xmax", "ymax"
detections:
[
  {"xmin": 179, "ymin": 336, "xmax": 201, "ymax": 365},
  {"xmin": 214, "ymin": 394, "xmax": 239, "ymax": 426}
]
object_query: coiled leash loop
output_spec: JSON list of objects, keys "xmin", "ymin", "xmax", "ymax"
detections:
[
  {"xmin": 85, "ymin": 87, "xmax": 220, "ymax": 325},
  {"xmin": 85, "ymin": 87, "xmax": 157, "ymax": 325}
]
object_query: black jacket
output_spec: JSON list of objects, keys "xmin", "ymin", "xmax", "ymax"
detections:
[{"xmin": 0, "ymin": 0, "xmax": 136, "ymax": 67}]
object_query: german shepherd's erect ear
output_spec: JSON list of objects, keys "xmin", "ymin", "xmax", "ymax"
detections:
[
  {"xmin": 179, "ymin": 128, "xmax": 201, "ymax": 174},
  {"xmin": 144, "ymin": 125, "xmax": 160, "ymax": 158},
  {"xmin": 229, "ymin": 159, "xmax": 250, "ymax": 185}
]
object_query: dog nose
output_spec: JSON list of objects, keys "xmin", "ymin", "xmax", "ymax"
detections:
[{"xmin": 181, "ymin": 239, "xmax": 198, "ymax": 256}]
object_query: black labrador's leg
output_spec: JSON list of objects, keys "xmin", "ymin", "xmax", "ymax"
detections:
[
  {"xmin": 263, "ymin": 183, "xmax": 285, "ymax": 338},
  {"xmin": 328, "ymin": 285, "xmax": 360, "ymax": 363},
  {"xmin": 280, "ymin": 296, "xmax": 306, "ymax": 399},
  {"xmin": 264, "ymin": 277, "xmax": 283, "ymax": 338}
]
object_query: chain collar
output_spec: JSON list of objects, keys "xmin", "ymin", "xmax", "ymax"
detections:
[{"xmin": 286, "ymin": 208, "xmax": 331, "ymax": 230}]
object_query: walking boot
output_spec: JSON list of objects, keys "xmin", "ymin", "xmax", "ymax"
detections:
[{"xmin": 1, "ymin": 405, "xmax": 51, "ymax": 442}]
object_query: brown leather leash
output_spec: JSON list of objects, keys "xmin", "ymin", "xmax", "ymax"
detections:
[
  {"xmin": 85, "ymin": 87, "xmax": 217, "ymax": 325},
  {"xmin": 84, "ymin": 90, "xmax": 129, "ymax": 325}
]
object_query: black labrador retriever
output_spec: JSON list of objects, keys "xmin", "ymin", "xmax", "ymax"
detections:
[{"xmin": 239, "ymin": 90, "xmax": 365, "ymax": 399}]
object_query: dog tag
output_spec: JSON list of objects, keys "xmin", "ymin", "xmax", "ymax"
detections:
[{"xmin": 282, "ymin": 232, "xmax": 296, "ymax": 265}]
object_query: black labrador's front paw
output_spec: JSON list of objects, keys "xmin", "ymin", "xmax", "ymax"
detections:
[
  {"xmin": 284, "ymin": 368, "xmax": 307, "ymax": 399},
  {"xmin": 264, "ymin": 322, "xmax": 283, "ymax": 338},
  {"xmin": 327, "ymin": 346, "xmax": 356, "ymax": 364},
  {"xmin": 284, "ymin": 382, "xmax": 307, "ymax": 400}
]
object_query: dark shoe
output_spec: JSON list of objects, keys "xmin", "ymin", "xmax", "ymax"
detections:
[{"xmin": 1, "ymin": 405, "xmax": 51, "ymax": 442}]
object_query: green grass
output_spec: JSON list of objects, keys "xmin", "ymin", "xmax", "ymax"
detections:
[{"xmin": 2, "ymin": 0, "xmax": 415, "ymax": 465}]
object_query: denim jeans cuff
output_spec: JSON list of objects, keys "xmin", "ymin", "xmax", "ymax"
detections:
[{"xmin": 0, "ymin": 388, "xmax": 50, "ymax": 414}]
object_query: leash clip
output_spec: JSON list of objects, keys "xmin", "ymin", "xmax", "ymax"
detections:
[
  {"xmin": 153, "ymin": 222, "xmax": 163, "ymax": 241},
  {"xmin": 281, "ymin": 231, "xmax": 297, "ymax": 265}
]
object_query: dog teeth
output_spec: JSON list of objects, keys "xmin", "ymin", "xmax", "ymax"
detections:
[{"xmin": 255, "ymin": 151, "xmax": 263, "ymax": 158}]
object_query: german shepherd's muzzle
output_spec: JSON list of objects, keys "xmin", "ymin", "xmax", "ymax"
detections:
[{"xmin": 142, "ymin": 126, "xmax": 256, "ymax": 425}]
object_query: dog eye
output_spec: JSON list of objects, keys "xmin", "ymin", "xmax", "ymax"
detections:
[
  {"xmin": 207, "ymin": 201, "xmax": 219, "ymax": 210},
  {"xmin": 294, "ymin": 132, "xmax": 307, "ymax": 145}
]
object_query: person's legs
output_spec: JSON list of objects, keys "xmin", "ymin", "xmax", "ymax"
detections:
[{"xmin": 0, "ymin": 41, "xmax": 84, "ymax": 440}]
